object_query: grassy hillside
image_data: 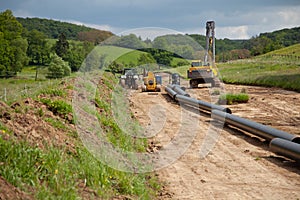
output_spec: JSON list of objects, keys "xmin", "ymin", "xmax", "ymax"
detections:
[
  {"xmin": 0, "ymin": 70, "xmax": 161, "ymax": 199},
  {"xmin": 218, "ymin": 44, "xmax": 300, "ymax": 91},
  {"xmin": 262, "ymin": 43, "xmax": 300, "ymax": 57}
]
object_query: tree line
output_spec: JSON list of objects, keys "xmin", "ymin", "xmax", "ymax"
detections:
[
  {"xmin": 0, "ymin": 10, "xmax": 97, "ymax": 78},
  {"xmin": 16, "ymin": 15, "xmax": 300, "ymax": 63},
  {"xmin": 1, "ymin": 9, "xmax": 300, "ymax": 79}
]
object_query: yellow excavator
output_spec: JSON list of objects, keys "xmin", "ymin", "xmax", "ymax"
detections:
[
  {"xmin": 142, "ymin": 71, "xmax": 162, "ymax": 92},
  {"xmin": 187, "ymin": 21, "xmax": 220, "ymax": 88}
]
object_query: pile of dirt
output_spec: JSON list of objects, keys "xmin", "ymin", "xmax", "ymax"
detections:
[
  {"xmin": 0, "ymin": 98, "xmax": 76, "ymax": 153},
  {"xmin": 0, "ymin": 176, "xmax": 33, "ymax": 200}
]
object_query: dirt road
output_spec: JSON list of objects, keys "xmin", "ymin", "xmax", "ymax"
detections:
[{"xmin": 128, "ymin": 81, "xmax": 300, "ymax": 199}]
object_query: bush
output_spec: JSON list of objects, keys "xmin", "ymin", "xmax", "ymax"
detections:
[
  {"xmin": 46, "ymin": 54, "xmax": 71, "ymax": 79},
  {"xmin": 218, "ymin": 93, "xmax": 249, "ymax": 105}
]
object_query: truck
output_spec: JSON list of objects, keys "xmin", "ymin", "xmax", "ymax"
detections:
[
  {"xmin": 120, "ymin": 68, "xmax": 139, "ymax": 90},
  {"xmin": 169, "ymin": 73, "xmax": 180, "ymax": 85},
  {"xmin": 187, "ymin": 21, "xmax": 220, "ymax": 88}
]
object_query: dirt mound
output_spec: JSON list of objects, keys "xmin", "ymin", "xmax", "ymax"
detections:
[
  {"xmin": 0, "ymin": 176, "xmax": 33, "ymax": 200},
  {"xmin": 0, "ymin": 98, "xmax": 76, "ymax": 152}
]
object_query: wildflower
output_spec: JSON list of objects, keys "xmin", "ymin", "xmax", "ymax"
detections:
[{"xmin": 55, "ymin": 169, "xmax": 58, "ymax": 175}]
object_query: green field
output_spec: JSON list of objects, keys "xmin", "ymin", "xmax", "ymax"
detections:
[
  {"xmin": 218, "ymin": 44, "xmax": 300, "ymax": 91},
  {"xmin": 93, "ymin": 45, "xmax": 190, "ymax": 67},
  {"xmin": 159, "ymin": 44, "xmax": 300, "ymax": 92}
]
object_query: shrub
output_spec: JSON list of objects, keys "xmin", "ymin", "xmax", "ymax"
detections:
[
  {"xmin": 40, "ymin": 98, "xmax": 72, "ymax": 118},
  {"xmin": 218, "ymin": 93, "xmax": 249, "ymax": 105},
  {"xmin": 46, "ymin": 54, "xmax": 71, "ymax": 79}
]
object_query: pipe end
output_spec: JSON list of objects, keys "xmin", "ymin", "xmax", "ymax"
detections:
[
  {"xmin": 225, "ymin": 108, "xmax": 232, "ymax": 114},
  {"xmin": 292, "ymin": 137, "xmax": 300, "ymax": 144}
]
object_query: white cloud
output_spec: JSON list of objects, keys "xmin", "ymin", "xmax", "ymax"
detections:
[
  {"xmin": 118, "ymin": 27, "xmax": 183, "ymax": 40},
  {"xmin": 183, "ymin": 26, "xmax": 249, "ymax": 39},
  {"xmin": 277, "ymin": 7, "xmax": 300, "ymax": 26},
  {"xmin": 66, "ymin": 20, "xmax": 119, "ymax": 33},
  {"xmin": 216, "ymin": 26, "xmax": 249, "ymax": 39}
]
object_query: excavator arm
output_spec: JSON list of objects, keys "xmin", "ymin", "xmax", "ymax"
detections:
[{"xmin": 204, "ymin": 21, "xmax": 215, "ymax": 66}]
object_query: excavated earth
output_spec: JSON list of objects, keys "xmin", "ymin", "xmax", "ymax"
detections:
[{"xmin": 128, "ymin": 75, "xmax": 300, "ymax": 200}]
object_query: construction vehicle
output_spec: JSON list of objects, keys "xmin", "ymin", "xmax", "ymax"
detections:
[
  {"xmin": 120, "ymin": 68, "xmax": 139, "ymax": 90},
  {"xmin": 169, "ymin": 73, "xmax": 180, "ymax": 85},
  {"xmin": 142, "ymin": 71, "xmax": 162, "ymax": 92},
  {"xmin": 187, "ymin": 21, "xmax": 220, "ymax": 88}
]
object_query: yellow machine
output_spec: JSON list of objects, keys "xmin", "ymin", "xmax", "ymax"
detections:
[
  {"xmin": 142, "ymin": 71, "xmax": 162, "ymax": 92},
  {"xmin": 187, "ymin": 21, "xmax": 220, "ymax": 88}
]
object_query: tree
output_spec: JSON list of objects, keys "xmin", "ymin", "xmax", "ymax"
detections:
[
  {"xmin": 26, "ymin": 29, "xmax": 51, "ymax": 65},
  {"xmin": 64, "ymin": 41, "xmax": 94, "ymax": 72},
  {"xmin": 0, "ymin": 10, "xmax": 28, "ymax": 77},
  {"xmin": 151, "ymin": 49, "xmax": 173, "ymax": 67},
  {"xmin": 153, "ymin": 37, "xmax": 168, "ymax": 50},
  {"xmin": 107, "ymin": 61, "xmax": 124, "ymax": 74},
  {"xmin": 54, "ymin": 33, "xmax": 69, "ymax": 58},
  {"xmin": 77, "ymin": 30, "xmax": 113, "ymax": 45},
  {"xmin": 117, "ymin": 34, "xmax": 147, "ymax": 49},
  {"xmin": 46, "ymin": 54, "xmax": 71, "ymax": 78}
]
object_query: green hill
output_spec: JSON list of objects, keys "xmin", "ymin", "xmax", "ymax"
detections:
[
  {"xmin": 218, "ymin": 44, "xmax": 300, "ymax": 91},
  {"xmin": 263, "ymin": 43, "xmax": 300, "ymax": 57}
]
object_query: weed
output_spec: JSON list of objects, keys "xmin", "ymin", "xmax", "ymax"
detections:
[
  {"xmin": 39, "ymin": 88, "xmax": 66, "ymax": 97},
  {"xmin": 44, "ymin": 118, "xmax": 68, "ymax": 131},
  {"xmin": 39, "ymin": 98, "xmax": 72, "ymax": 119},
  {"xmin": 211, "ymin": 89, "xmax": 221, "ymax": 95},
  {"xmin": 36, "ymin": 108, "xmax": 44, "ymax": 117},
  {"xmin": 240, "ymin": 88, "xmax": 247, "ymax": 94}
]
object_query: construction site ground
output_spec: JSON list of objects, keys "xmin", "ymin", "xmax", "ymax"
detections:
[{"xmin": 128, "ymin": 75, "xmax": 300, "ymax": 200}]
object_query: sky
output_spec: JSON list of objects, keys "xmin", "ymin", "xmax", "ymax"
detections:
[{"xmin": 1, "ymin": 0, "xmax": 300, "ymax": 39}]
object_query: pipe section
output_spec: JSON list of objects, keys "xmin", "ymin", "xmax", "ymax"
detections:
[
  {"xmin": 176, "ymin": 94, "xmax": 232, "ymax": 114},
  {"xmin": 165, "ymin": 86, "xmax": 177, "ymax": 100},
  {"xmin": 270, "ymin": 138, "xmax": 300, "ymax": 161},
  {"xmin": 171, "ymin": 84, "xmax": 190, "ymax": 97},
  {"xmin": 212, "ymin": 110, "xmax": 299, "ymax": 142}
]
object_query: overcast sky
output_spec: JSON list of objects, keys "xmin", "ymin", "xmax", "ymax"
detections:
[{"xmin": 2, "ymin": 0, "xmax": 300, "ymax": 39}]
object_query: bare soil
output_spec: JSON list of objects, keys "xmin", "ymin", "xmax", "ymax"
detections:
[
  {"xmin": 129, "ymin": 79, "xmax": 300, "ymax": 199},
  {"xmin": 0, "ymin": 177, "xmax": 33, "ymax": 200}
]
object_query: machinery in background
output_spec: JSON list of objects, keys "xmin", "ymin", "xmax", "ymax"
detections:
[
  {"xmin": 120, "ymin": 68, "xmax": 139, "ymax": 90},
  {"xmin": 169, "ymin": 73, "xmax": 180, "ymax": 85},
  {"xmin": 187, "ymin": 21, "xmax": 220, "ymax": 88},
  {"xmin": 142, "ymin": 71, "xmax": 162, "ymax": 92}
]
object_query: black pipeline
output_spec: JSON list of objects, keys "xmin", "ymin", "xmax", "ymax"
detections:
[
  {"xmin": 168, "ymin": 84, "xmax": 190, "ymax": 97},
  {"xmin": 176, "ymin": 95, "xmax": 232, "ymax": 114},
  {"xmin": 165, "ymin": 86, "xmax": 177, "ymax": 99},
  {"xmin": 165, "ymin": 85, "xmax": 231, "ymax": 114},
  {"xmin": 212, "ymin": 110, "xmax": 300, "ymax": 142},
  {"xmin": 270, "ymin": 138, "xmax": 300, "ymax": 161}
]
